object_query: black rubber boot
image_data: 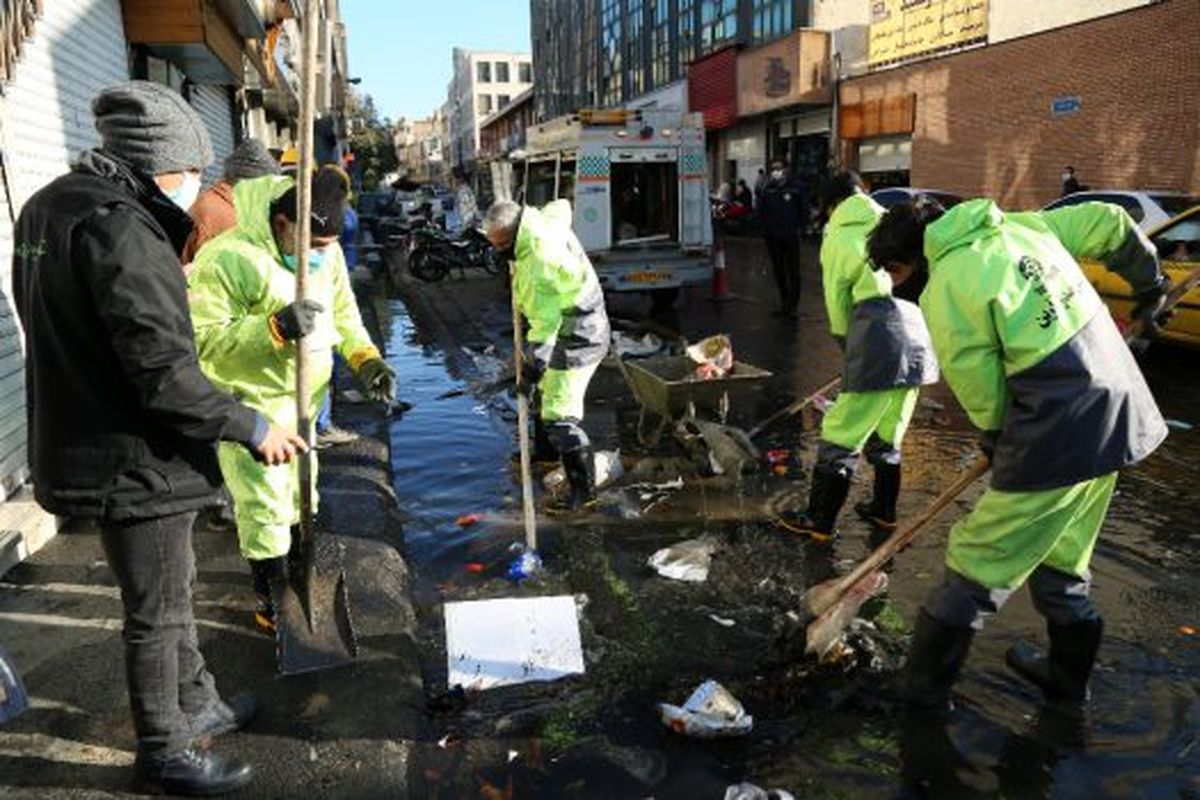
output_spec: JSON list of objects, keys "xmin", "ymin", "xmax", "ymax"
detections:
[
  {"xmin": 855, "ymin": 461, "xmax": 901, "ymax": 530},
  {"xmin": 1006, "ymin": 617, "xmax": 1104, "ymax": 703},
  {"xmin": 189, "ymin": 692, "xmax": 259, "ymax": 739},
  {"xmin": 777, "ymin": 467, "xmax": 851, "ymax": 542},
  {"xmin": 549, "ymin": 447, "xmax": 595, "ymax": 512},
  {"xmin": 136, "ymin": 748, "xmax": 253, "ymax": 796},
  {"xmin": 901, "ymin": 611, "xmax": 976, "ymax": 715},
  {"xmin": 511, "ymin": 417, "xmax": 560, "ymax": 466},
  {"xmin": 249, "ymin": 557, "xmax": 286, "ymax": 636}
]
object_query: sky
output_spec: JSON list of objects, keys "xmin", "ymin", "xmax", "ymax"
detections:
[{"xmin": 341, "ymin": 1, "xmax": 533, "ymax": 122}]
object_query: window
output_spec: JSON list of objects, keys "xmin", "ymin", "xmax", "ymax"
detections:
[
  {"xmin": 601, "ymin": 0, "xmax": 623, "ymax": 107},
  {"xmin": 478, "ymin": 94, "xmax": 493, "ymax": 115},
  {"xmin": 625, "ymin": 0, "xmax": 645, "ymax": 97},
  {"xmin": 477, "ymin": 61, "xmax": 491, "ymax": 83},
  {"xmin": 496, "ymin": 61, "xmax": 510, "ymax": 83},
  {"xmin": 651, "ymin": 0, "xmax": 671, "ymax": 86},
  {"xmin": 679, "ymin": 0, "xmax": 696, "ymax": 68},
  {"xmin": 700, "ymin": 0, "xmax": 738, "ymax": 53},
  {"xmin": 752, "ymin": 0, "xmax": 792, "ymax": 43},
  {"xmin": 519, "ymin": 62, "xmax": 533, "ymax": 83},
  {"xmin": 499, "ymin": 94, "xmax": 511, "ymax": 109}
]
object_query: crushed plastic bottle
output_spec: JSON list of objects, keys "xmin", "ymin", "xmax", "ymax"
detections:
[{"xmin": 506, "ymin": 546, "xmax": 543, "ymax": 582}]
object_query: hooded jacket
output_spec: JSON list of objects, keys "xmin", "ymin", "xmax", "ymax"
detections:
[
  {"xmin": 513, "ymin": 200, "xmax": 610, "ymax": 371},
  {"xmin": 187, "ymin": 175, "xmax": 381, "ymax": 429},
  {"xmin": 13, "ymin": 150, "xmax": 262, "ymax": 519},
  {"xmin": 921, "ymin": 199, "xmax": 1167, "ymax": 491},
  {"xmin": 822, "ymin": 192, "xmax": 938, "ymax": 392},
  {"xmin": 181, "ymin": 179, "xmax": 236, "ymax": 264}
]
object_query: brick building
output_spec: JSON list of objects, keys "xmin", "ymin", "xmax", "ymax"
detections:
[{"xmin": 837, "ymin": 0, "xmax": 1200, "ymax": 208}]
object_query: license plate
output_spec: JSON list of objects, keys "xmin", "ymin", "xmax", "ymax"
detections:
[{"xmin": 624, "ymin": 270, "xmax": 674, "ymax": 285}]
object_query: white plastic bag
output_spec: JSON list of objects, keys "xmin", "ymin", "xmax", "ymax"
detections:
[
  {"xmin": 659, "ymin": 679, "xmax": 753, "ymax": 738},
  {"xmin": 647, "ymin": 536, "xmax": 717, "ymax": 582}
]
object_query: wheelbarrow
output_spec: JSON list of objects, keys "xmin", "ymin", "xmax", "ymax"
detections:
[{"xmin": 617, "ymin": 355, "xmax": 773, "ymax": 446}]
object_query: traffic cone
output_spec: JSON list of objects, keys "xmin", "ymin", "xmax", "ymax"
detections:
[{"xmin": 711, "ymin": 239, "xmax": 732, "ymax": 301}]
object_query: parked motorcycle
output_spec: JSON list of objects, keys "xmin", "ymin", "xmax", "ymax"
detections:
[{"xmin": 408, "ymin": 225, "xmax": 502, "ymax": 283}]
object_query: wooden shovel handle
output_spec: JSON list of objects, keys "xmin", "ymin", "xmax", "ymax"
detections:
[
  {"xmin": 749, "ymin": 374, "xmax": 842, "ymax": 439},
  {"xmin": 511, "ymin": 269, "xmax": 537, "ymax": 551},
  {"xmin": 807, "ymin": 454, "xmax": 990, "ymax": 617},
  {"xmin": 1123, "ymin": 264, "xmax": 1200, "ymax": 343}
]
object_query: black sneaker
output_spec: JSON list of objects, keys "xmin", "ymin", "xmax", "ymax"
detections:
[{"xmin": 136, "ymin": 747, "xmax": 253, "ymax": 796}]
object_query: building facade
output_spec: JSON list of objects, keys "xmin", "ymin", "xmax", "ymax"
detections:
[
  {"xmin": 447, "ymin": 48, "xmax": 533, "ymax": 172},
  {"xmin": 395, "ymin": 110, "xmax": 449, "ymax": 185}
]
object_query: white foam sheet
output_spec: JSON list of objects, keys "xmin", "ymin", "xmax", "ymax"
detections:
[{"xmin": 444, "ymin": 595, "xmax": 585, "ymax": 690}]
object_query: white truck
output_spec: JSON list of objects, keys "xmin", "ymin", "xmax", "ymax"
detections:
[{"xmin": 509, "ymin": 108, "xmax": 713, "ymax": 298}]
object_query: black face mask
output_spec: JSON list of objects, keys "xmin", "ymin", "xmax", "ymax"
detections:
[{"xmin": 892, "ymin": 265, "xmax": 928, "ymax": 303}]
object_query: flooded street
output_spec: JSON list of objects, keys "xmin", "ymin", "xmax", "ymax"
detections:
[{"xmin": 382, "ymin": 241, "xmax": 1200, "ymax": 799}]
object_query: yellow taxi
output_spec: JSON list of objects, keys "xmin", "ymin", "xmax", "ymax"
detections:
[{"xmin": 1081, "ymin": 204, "xmax": 1200, "ymax": 349}]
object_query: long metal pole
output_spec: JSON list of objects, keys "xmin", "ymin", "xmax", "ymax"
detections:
[
  {"xmin": 510, "ymin": 270, "xmax": 538, "ymax": 552},
  {"xmin": 295, "ymin": 0, "xmax": 320, "ymax": 623}
]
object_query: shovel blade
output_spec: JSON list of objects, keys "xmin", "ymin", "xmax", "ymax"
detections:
[
  {"xmin": 804, "ymin": 570, "xmax": 889, "ymax": 660},
  {"xmin": 272, "ymin": 563, "xmax": 358, "ymax": 676}
]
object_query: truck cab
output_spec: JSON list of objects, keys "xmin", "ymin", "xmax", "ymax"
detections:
[{"xmin": 514, "ymin": 109, "xmax": 713, "ymax": 295}]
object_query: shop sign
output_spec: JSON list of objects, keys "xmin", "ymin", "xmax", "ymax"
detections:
[
  {"xmin": 737, "ymin": 30, "xmax": 832, "ymax": 117},
  {"xmin": 868, "ymin": 0, "xmax": 989, "ymax": 67}
]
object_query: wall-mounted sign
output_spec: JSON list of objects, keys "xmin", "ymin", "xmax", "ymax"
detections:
[
  {"xmin": 737, "ymin": 30, "xmax": 832, "ymax": 118},
  {"xmin": 868, "ymin": 0, "xmax": 989, "ymax": 67},
  {"xmin": 1051, "ymin": 95, "xmax": 1082, "ymax": 117}
]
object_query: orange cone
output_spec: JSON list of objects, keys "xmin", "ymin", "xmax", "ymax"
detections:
[{"xmin": 711, "ymin": 240, "xmax": 732, "ymax": 300}]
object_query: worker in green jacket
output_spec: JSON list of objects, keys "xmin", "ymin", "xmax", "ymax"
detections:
[
  {"xmin": 779, "ymin": 172, "xmax": 938, "ymax": 542},
  {"xmin": 483, "ymin": 199, "xmax": 611, "ymax": 511},
  {"xmin": 867, "ymin": 198, "xmax": 1169, "ymax": 711},
  {"xmin": 188, "ymin": 168, "xmax": 396, "ymax": 633}
]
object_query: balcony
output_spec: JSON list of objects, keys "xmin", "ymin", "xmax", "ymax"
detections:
[{"xmin": 122, "ymin": 0, "xmax": 252, "ymax": 84}]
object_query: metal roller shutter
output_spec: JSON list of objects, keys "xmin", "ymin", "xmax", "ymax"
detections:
[
  {"xmin": 0, "ymin": 0, "xmax": 129, "ymax": 500},
  {"xmin": 190, "ymin": 84, "xmax": 236, "ymax": 186}
]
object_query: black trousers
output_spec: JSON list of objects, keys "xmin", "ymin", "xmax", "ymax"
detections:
[
  {"xmin": 764, "ymin": 234, "xmax": 801, "ymax": 312},
  {"xmin": 100, "ymin": 512, "xmax": 219, "ymax": 757}
]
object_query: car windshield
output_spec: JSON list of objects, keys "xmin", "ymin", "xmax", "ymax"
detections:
[
  {"xmin": 1150, "ymin": 195, "xmax": 1200, "ymax": 219},
  {"xmin": 1152, "ymin": 215, "xmax": 1200, "ymax": 263}
]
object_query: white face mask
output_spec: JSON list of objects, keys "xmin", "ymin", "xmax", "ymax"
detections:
[
  {"xmin": 1061, "ymin": 172, "xmax": 1072, "ymax": 183},
  {"xmin": 166, "ymin": 172, "xmax": 202, "ymax": 211},
  {"xmin": 771, "ymin": 170, "xmax": 785, "ymax": 181}
]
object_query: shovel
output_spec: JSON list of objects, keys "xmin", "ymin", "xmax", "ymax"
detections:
[
  {"xmin": 271, "ymin": 0, "xmax": 357, "ymax": 675},
  {"xmin": 511, "ymin": 267, "xmax": 538, "ymax": 552},
  {"xmin": 748, "ymin": 374, "xmax": 841, "ymax": 440}
]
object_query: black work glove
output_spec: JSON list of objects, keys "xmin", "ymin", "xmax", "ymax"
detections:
[
  {"xmin": 516, "ymin": 349, "xmax": 546, "ymax": 398},
  {"xmin": 357, "ymin": 357, "xmax": 397, "ymax": 405},
  {"xmin": 979, "ymin": 429, "xmax": 1001, "ymax": 465},
  {"xmin": 1130, "ymin": 276, "xmax": 1173, "ymax": 339},
  {"xmin": 271, "ymin": 299, "xmax": 325, "ymax": 341}
]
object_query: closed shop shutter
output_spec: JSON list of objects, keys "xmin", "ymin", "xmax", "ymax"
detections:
[
  {"xmin": 0, "ymin": 0, "xmax": 129, "ymax": 499},
  {"xmin": 687, "ymin": 47, "xmax": 739, "ymax": 131},
  {"xmin": 190, "ymin": 85, "xmax": 236, "ymax": 186},
  {"xmin": 858, "ymin": 135, "xmax": 912, "ymax": 173}
]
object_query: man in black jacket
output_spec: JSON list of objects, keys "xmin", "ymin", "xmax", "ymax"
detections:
[
  {"xmin": 13, "ymin": 81, "xmax": 307, "ymax": 796},
  {"xmin": 759, "ymin": 159, "xmax": 807, "ymax": 319}
]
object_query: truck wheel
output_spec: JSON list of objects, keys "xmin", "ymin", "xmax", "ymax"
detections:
[{"xmin": 649, "ymin": 287, "xmax": 680, "ymax": 311}]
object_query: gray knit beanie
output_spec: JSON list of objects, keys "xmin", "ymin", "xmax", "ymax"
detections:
[
  {"xmin": 224, "ymin": 138, "xmax": 280, "ymax": 182},
  {"xmin": 92, "ymin": 81, "xmax": 214, "ymax": 176}
]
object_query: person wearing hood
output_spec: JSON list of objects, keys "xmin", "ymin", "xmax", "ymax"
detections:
[
  {"xmin": 778, "ymin": 172, "xmax": 938, "ymax": 542},
  {"xmin": 867, "ymin": 197, "xmax": 1170, "ymax": 714},
  {"xmin": 759, "ymin": 159, "xmax": 807, "ymax": 319},
  {"xmin": 181, "ymin": 138, "xmax": 280, "ymax": 265},
  {"xmin": 483, "ymin": 199, "xmax": 611, "ymax": 511},
  {"xmin": 13, "ymin": 81, "xmax": 310, "ymax": 796},
  {"xmin": 187, "ymin": 167, "xmax": 396, "ymax": 635}
]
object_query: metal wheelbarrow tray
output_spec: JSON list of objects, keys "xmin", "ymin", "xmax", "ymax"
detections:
[{"xmin": 618, "ymin": 355, "xmax": 773, "ymax": 443}]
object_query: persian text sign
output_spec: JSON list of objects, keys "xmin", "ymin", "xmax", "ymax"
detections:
[{"xmin": 868, "ymin": 0, "xmax": 988, "ymax": 67}]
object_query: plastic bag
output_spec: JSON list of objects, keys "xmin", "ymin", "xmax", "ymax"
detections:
[
  {"xmin": 543, "ymin": 450, "xmax": 624, "ymax": 492},
  {"xmin": 659, "ymin": 679, "xmax": 753, "ymax": 738},
  {"xmin": 686, "ymin": 334, "xmax": 733, "ymax": 380},
  {"xmin": 647, "ymin": 535, "xmax": 717, "ymax": 582},
  {"xmin": 724, "ymin": 784, "xmax": 794, "ymax": 800}
]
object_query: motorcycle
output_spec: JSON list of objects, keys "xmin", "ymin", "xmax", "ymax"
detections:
[{"xmin": 408, "ymin": 225, "xmax": 502, "ymax": 283}]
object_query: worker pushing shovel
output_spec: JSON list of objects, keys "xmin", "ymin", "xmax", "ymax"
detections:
[
  {"xmin": 805, "ymin": 194, "xmax": 1174, "ymax": 715},
  {"xmin": 484, "ymin": 198, "xmax": 611, "ymax": 514},
  {"xmin": 189, "ymin": 5, "xmax": 395, "ymax": 673}
]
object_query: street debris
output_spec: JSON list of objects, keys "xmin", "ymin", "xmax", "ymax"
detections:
[
  {"xmin": 676, "ymin": 418, "xmax": 760, "ymax": 477},
  {"xmin": 506, "ymin": 544, "xmax": 543, "ymax": 582},
  {"xmin": 464, "ymin": 562, "xmax": 486, "ymax": 574},
  {"xmin": 709, "ymin": 614, "xmax": 736, "ymax": 628},
  {"xmin": 659, "ymin": 679, "xmax": 753, "ymax": 738},
  {"xmin": 686, "ymin": 334, "xmax": 734, "ymax": 380},
  {"xmin": 648, "ymin": 535, "xmax": 718, "ymax": 582},
  {"xmin": 725, "ymin": 783, "xmax": 796, "ymax": 800},
  {"xmin": 544, "ymin": 450, "xmax": 625, "ymax": 493},
  {"xmin": 455, "ymin": 513, "xmax": 482, "ymax": 528},
  {"xmin": 919, "ymin": 397, "xmax": 946, "ymax": 411},
  {"xmin": 1166, "ymin": 419, "xmax": 1194, "ymax": 432},
  {"xmin": 444, "ymin": 595, "xmax": 585, "ymax": 690},
  {"xmin": 1180, "ymin": 625, "xmax": 1197, "ymax": 636},
  {"xmin": 612, "ymin": 330, "xmax": 666, "ymax": 358}
]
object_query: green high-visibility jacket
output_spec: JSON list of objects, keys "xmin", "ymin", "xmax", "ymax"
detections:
[
  {"xmin": 822, "ymin": 192, "xmax": 938, "ymax": 392},
  {"xmin": 512, "ymin": 200, "xmax": 610, "ymax": 370},
  {"xmin": 921, "ymin": 199, "xmax": 1167, "ymax": 491},
  {"xmin": 187, "ymin": 175, "xmax": 381, "ymax": 430}
]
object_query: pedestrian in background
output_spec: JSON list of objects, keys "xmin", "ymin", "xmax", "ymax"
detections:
[
  {"xmin": 735, "ymin": 179, "xmax": 754, "ymax": 211},
  {"xmin": 188, "ymin": 168, "xmax": 395, "ymax": 636},
  {"xmin": 1061, "ymin": 165, "xmax": 1081, "ymax": 196},
  {"xmin": 317, "ymin": 165, "xmax": 363, "ymax": 449},
  {"xmin": 759, "ymin": 159, "xmax": 807, "ymax": 319},
  {"xmin": 13, "ymin": 81, "xmax": 307, "ymax": 796},
  {"xmin": 453, "ymin": 167, "xmax": 478, "ymax": 235},
  {"xmin": 181, "ymin": 138, "xmax": 280, "ymax": 265}
]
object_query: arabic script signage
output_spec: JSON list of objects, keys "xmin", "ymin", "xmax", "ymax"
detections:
[{"xmin": 868, "ymin": 0, "xmax": 988, "ymax": 67}]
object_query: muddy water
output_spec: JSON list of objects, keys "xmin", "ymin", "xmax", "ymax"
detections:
[{"xmin": 385, "ymin": 286, "xmax": 1200, "ymax": 799}]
